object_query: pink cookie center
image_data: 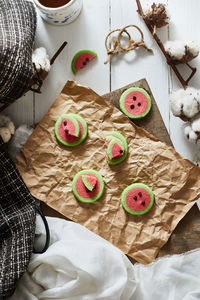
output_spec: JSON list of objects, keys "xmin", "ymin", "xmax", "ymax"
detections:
[
  {"xmin": 124, "ymin": 91, "xmax": 149, "ymax": 116},
  {"xmin": 75, "ymin": 52, "xmax": 95, "ymax": 71},
  {"xmin": 76, "ymin": 174, "xmax": 100, "ymax": 199},
  {"xmin": 58, "ymin": 120, "xmax": 83, "ymax": 143},
  {"xmin": 125, "ymin": 187, "xmax": 151, "ymax": 211},
  {"xmin": 61, "ymin": 118, "xmax": 77, "ymax": 136},
  {"xmin": 111, "ymin": 142, "xmax": 124, "ymax": 160},
  {"xmin": 106, "ymin": 137, "xmax": 123, "ymax": 161}
]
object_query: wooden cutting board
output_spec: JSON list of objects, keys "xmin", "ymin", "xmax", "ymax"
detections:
[
  {"xmin": 103, "ymin": 78, "xmax": 173, "ymax": 146},
  {"xmin": 41, "ymin": 78, "xmax": 200, "ymax": 260}
]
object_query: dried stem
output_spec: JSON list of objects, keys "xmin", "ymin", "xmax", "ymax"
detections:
[
  {"xmin": 50, "ymin": 41, "xmax": 67, "ymax": 65},
  {"xmin": 136, "ymin": 0, "xmax": 196, "ymax": 89},
  {"xmin": 185, "ymin": 63, "xmax": 197, "ymax": 85}
]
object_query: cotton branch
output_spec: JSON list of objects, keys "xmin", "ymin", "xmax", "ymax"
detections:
[{"xmin": 135, "ymin": 0, "xmax": 197, "ymax": 89}]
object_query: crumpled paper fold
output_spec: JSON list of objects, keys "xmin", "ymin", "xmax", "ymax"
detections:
[{"xmin": 16, "ymin": 81, "xmax": 200, "ymax": 264}]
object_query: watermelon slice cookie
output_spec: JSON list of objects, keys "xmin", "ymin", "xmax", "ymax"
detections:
[
  {"xmin": 71, "ymin": 50, "xmax": 97, "ymax": 74},
  {"xmin": 119, "ymin": 87, "xmax": 152, "ymax": 119},
  {"xmin": 105, "ymin": 131, "xmax": 128, "ymax": 165},
  {"xmin": 72, "ymin": 169, "xmax": 105, "ymax": 203},
  {"xmin": 82, "ymin": 174, "xmax": 97, "ymax": 191},
  {"xmin": 121, "ymin": 183, "xmax": 154, "ymax": 215},
  {"xmin": 55, "ymin": 113, "xmax": 88, "ymax": 147}
]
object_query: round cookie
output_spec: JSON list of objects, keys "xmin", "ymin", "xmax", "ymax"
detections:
[
  {"xmin": 107, "ymin": 137, "xmax": 124, "ymax": 161},
  {"xmin": 71, "ymin": 50, "xmax": 97, "ymax": 74},
  {"xmin": 121, "ymin": 183, "xmax": 154, "ymax": 215},
  {"xmin": 72, "ymin": 169, "xmax": 104, "ymax": 203},
  {"xmin": 119, "ymin": 87, "xmax": 152, "ymax": 119},
  {"xmin": 55, "ymin": 113, "xmax": 87, "ymax": 147},
  {"xmin": 106, "ymin": 131, "xmax": 128, "ymax": 152},
  {"xmin": 105, "ymin": 131, "xmax": 128, "ymax": 165}
]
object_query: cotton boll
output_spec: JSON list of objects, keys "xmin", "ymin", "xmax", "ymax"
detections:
[
  {"xmin": 184, "ymin": 124, "xmax": 198, "ymax": 143},
  {"xmin": 184, "ymin": 125, "xmax": 191, "ymax": 136},
  {"xmin": 186, "ymin": 40, "xmax": 199, "ymax": 57},
  {"xmin": 0, "ymin": 127, "xmax": 11, "ymax": 143},
  {"xmin": 191, "ymin": 115, "xmax": 200, "ymax": 132},
  {"xmin": 8, "ymin": 124, "xmax": 33, "ymax": 159},
  {"xmin": 184, "ymin": 115, "xmax": 200, "ymax": 144},
  {"xmin": 8, "ymin": 121, "xmax": 15, "ymax": 135},
  {"xmin": 170, "ymin": 88, "xmax": 200, "ymax": 120},
  {"xmin": 144, "ymin": 3, "xmax": 168, "ymax": 30},
  {"xmin": 189, "ymin": 130, "xmax": 198, "ymax": 142},
  {"xmin": 143, "ymin": 4, "xmax": 151, "ymax": 15},
  {"xmin": 165, "ymin": 41, "xmax": 186, "ymax": 60},
  {"xmin": 165, "ymin": 40, "xmax": 199, "ymax": 63},
  {"xmin": 0, "ymin": 114, "xmax": 15, "ymax": 143},
  {"xmin": 32, "ymin": 47, "xmax": 50, "ymax": 73}
]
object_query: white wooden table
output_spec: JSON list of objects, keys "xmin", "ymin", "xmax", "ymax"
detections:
[{"xmin": 5, "ymin": 0, "xmax": 200, "ymax": 163}]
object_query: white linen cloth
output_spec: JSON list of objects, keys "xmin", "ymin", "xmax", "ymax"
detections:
[
  {"xmin": 9, "ymin": 216, "xmax": 200, "ymax": 300},
  {"xmin": 9, "ymin": 216, "xmax": 136, "ymax": 300}
]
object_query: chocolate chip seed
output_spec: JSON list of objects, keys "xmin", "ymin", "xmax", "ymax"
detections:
[
  {"xmin": 86, "ymin": 58, "xmax": 89, "ymax": 61},
  {"xmin": 130, "ymin": 105, "xmax": 135, "ymax": 109},
  {"xmin": 134, "ymin": 196, "xmax": 137, "ymax": 200},
  {"xmin": 141, "ymin": 201, "xmax": 146, "ymax": 206},
  {"xmin": 133, "ymin": 96, "xmax": 136, "ymax": 100},
  {"xmin": 119, "ymin": 150, "xmax": 123, "ymax": 154},
  {"xmin": 138, "ymin": 192, "xmax": 142, "ymax": 197},
  {"xmin": 83, "ymin": 62, "xmax": 86, "ymax": 66},
  {"xmin": 138, "ymin": 102, "xmax": 141, "ymax": 106},
  {"xmin": 65, "ymin": 129, "xmax": 69, "ymax": 134},
  {"xmin": 63, "ymin": 122, "xmax": 67, "ymax": 126}
]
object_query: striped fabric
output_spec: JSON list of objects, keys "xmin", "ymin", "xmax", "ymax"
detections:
[
  {"xmin": 0, "ymin": 138, "xmax": 36, "ymax": 298},
  {"xmin": 0, "ymin": 0, "xmax": 36, "ymax": 104}
]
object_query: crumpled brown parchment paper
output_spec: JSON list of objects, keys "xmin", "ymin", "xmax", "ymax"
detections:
[{"xmin": 16, "ymin": 81, "xmax": 200, "ymax": 264}]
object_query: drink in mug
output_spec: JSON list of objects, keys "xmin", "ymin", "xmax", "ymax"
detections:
[{"xmin": 33, "ymin": 0, "xmax": 82, "ymax": 25}]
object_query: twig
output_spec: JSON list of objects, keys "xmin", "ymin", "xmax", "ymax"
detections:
[
  {"xmin": 136, "ymin": 0, "xmax": 196, "ymax": 89},
  {"xmin": 50, "ymin": 41, "xmax": 67, "ymax": 65}
]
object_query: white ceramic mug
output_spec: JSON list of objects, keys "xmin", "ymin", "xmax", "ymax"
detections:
[{"xmin": 33, "ymin": 0, "xmax": 82, "ymax": 25}]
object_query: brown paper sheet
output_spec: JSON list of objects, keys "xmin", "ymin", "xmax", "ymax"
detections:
[{"xmin": 16, "ymin": 80, "xmax": 200, "ymax": 264}]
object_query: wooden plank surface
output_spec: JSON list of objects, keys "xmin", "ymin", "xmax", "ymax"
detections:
[
  {"xmin": 3, "ymin": 92, "xmax": 34, "ymax": 127},
  {"xmin": 168, "ymin": 0, "xmax": 200, "ymax": 162}
]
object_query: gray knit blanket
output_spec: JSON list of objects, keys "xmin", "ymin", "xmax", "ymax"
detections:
[{"xmin": 0, "ymin": 0, "xmax": 36, "ymax": 104}]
